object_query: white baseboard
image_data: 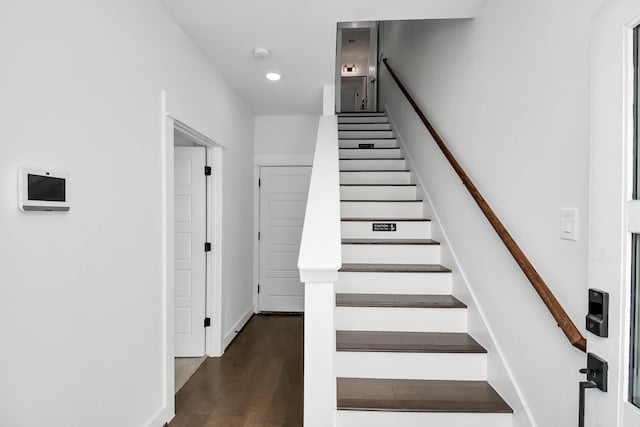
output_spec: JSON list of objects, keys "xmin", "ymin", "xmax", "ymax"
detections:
[
  {"xmin": 145, "ymin": 404, "xmax": 173, "ymax": 427},
  {"xmin": 223, "ymin": 308, "xmax": 254, "ymax": 350}
]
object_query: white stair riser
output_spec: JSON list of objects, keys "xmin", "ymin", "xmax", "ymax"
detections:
[
  {"xmin": 337, "ymin": 272, "xmax": 452, "ymax": 294},
  {"xmin": 341, "ymin": 221, "xmax": 431, "ymax": 239},
  {"xmin": 342, "ymin": 244, "xmax": 440, "ymax": 264},
  {"xmin": 338, "ymin": 116, "xmax": 389, "ymax": 124},
  {"xmin": 336, "ymin": 352, "xmax": 487, "ymax": 381},
  {"xmin": 341, "ymin": 201, "xmax": 423, "ymax": 218},
  {"xmin": 333, "ymin": 114, "xmax": 510, "ymax": 427},
  {"xmin": 336, "ymin": 411, "xmax": 512, "ymax": 427},
  {"xmin": 339, "ymin": 130, "xmax": 395, "ymax": 139},
  {"xmin": 340, "ymin": 186, "xmax": 417, "ymax": 200},
  {"xmin": 339, "ymin": 148, "xmax": 403, "ymax": 159},
  {"xmin": 339, "ymin": 123, "xmax": 392, "ymax": 131},
  {"xmin": 340, "ymin": 171, "xmax": 411, "ymax": 185},
  {"xmin": 339, "ymin": 139, "xmax": 398, "ymax": 149},
  {"xmin": 335, "ymin": 307, "xmax": 467, "ymax": 332},
  {"xmin": 339, "ymin": 112, "xmax": 387, "ymax": 117},
  {"xmin": 340, "ymin": 159, "xmax": 406, "ymax": 170}
]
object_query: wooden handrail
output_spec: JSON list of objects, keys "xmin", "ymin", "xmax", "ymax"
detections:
[{"xmin": 382, "ymin": 58, "xmax": 587, "ymax": 353}]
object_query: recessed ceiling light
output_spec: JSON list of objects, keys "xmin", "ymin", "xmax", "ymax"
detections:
[{"xmin": 266, "ymin": 72, "xmax": 281, "ymax": 81}]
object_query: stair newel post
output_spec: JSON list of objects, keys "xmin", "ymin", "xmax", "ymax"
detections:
[
  {"xmin": 302, "ymin": 280, "xmax": 337, "ymax": 426},
  {"xmin": 298, "ymin": 113, "xmax": 341, "ymax": 427}
]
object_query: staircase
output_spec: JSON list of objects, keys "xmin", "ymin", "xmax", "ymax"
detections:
[{"xmin": 334, "ymin": 112, "xmax": 513, "ymax": 427}]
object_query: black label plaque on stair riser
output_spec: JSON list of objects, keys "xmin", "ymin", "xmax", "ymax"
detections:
[
  {"xmin": 373, "ymin": 223, "xmax": 397, "ymax": 232},
  {"xmin": 358, "ymin": 143, "xmax": 374, "ymax": 149}
]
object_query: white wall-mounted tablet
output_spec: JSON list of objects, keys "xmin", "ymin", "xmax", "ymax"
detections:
[{"xmin": 18, "ymin": 168, "xmax": 70, "ymax": 212}]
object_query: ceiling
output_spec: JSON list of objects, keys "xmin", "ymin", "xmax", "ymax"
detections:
[{"xmin": 160, "ymin": 0, "xmax": 485, "ymax": 115}]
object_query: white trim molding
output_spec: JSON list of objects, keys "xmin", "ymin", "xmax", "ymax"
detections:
[
  {"xmin": 223, "ymin": 308, "xmax": 254, "ymax": 349},
  {"xmin": 159, "ymin": 89, "xmax": 226, "ymax": 425}
]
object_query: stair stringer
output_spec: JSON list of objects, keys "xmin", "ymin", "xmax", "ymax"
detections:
[{"xmin": 386, "ymin": 105, "xmax": 536, "ymax": 427}]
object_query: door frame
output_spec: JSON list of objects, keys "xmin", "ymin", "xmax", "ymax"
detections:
[
  {"xmin": 335, "ymin": 21, "xmax": 379, "ymax": 113},
  {"xmin": 161, "ymin": 112, "xmax": 224, "ymax": 420},
  {"xmin": 589, "ymin": 1, "xmax": 640, "ymax": 425}
]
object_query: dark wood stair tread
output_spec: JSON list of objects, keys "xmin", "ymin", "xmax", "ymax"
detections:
[
  {"xmin": 336, "ymin": 331, "xmax": 486, "ymax": 353},
  {"xmin": 337, "ymin": 378, "xmax": 513, "ymax": 413},
  {"xmin": 340, "ymin": 158, "xmax": 405, "ymax": 160},
  {"xmin": 338, "ymin": 113, "xmax": 387, "ymax": 116},
  {"xmin": 336, "ymin": 294, "xmax": 466, "ymax": 309},
  {"xmin": 341, "ymin": 218, "xmax": 430, "ymax": 221},
  {"xmin": 342, "ymin": 239, "xmax": 439, "ymax": 245},
  {"xmin": 340, "ymin": 263, "xmax": 451, "ymax": 273},
  {"xmin": 340, "ymin": 169, "xmax": 410, "ymax": 172},
  {"xmin": 341, "ymin": 199, "xmax": 422, "ymax": 202},
  {"xmin": 340, "ymin": 184, "xmax": 416, "ymax": 187}
]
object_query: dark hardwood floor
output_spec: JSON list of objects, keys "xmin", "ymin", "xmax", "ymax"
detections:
[{"xmin": 169, "ymin": 314, "xmax": 303, "ymax": 427}]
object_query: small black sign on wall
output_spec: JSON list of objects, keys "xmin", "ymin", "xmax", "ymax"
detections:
[{"xmin": 373, "ymin": 223, "xmax": 397, "ymax": 232}]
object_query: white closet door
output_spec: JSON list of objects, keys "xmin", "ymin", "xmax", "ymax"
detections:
[
  {"xmin": 174, "ymin": 147, "xmax": 207, "ymax": 357},
  {"xmin": 259, "ymin": 166, "xmax": 311, "ymax": 312}
]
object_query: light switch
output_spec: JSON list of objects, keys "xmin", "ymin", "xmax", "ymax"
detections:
[{"xmin": 560, "ymin": 208, "xmax": 577, "ymax": 241}]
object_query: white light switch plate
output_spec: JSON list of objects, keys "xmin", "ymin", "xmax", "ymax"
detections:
[{"xmin": 560, "ymin": 208, "xmax": 577, "ymax": 241}]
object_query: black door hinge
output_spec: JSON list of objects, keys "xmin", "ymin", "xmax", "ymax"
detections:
[
  {"xmin": 258, "ymin": 178, "xmax": 261, "ymax": 187},
  {"xmin": 204, "ymin": 165, "xmax": 212, "ymax": 176},
  {"xmin": 257, "ymin": 284, "xmax": 260, "ymax": 294},
  {"xmin": 204, "ymin": 242, "xmax": 212, "ymax": 252},
  {"xmin": 204, "ymin": 317, "xmax": 211, "ymax": 327},
  {"xmin": 258, "ymin": 231, "xmax": 261, "ymax": 241}
]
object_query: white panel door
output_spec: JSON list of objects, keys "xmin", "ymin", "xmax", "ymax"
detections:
[
  {"xmin": 259, "ymin": 166, "xmax": 311, "ymax": 312},
  {"xmin": 174, "ymin": 147, "xmax": 207, "ymax": 357}
]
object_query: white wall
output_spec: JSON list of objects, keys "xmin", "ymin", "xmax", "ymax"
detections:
[
  {"xmin": 0, "ymin": 1, "xmax": 253, "ymax": 426},
  {"xmin": 380, "ymin": 1, "xmax": 604, "ymax": 425},
  {"xmin": 254, "ymin": 115, "xmax": 319, "ymax": 164}
]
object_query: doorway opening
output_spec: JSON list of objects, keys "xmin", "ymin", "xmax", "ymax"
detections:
[
  {"xmin": 335, "ymin": 22, "xmax": 379, "ymax": 113},
  {"xmin": 163, "ymin": 117, "xmax": 224, "ymax": 403},
  {"xmin": 173, "ymin": 129, "xmax": 209, "ymax": 392}
]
